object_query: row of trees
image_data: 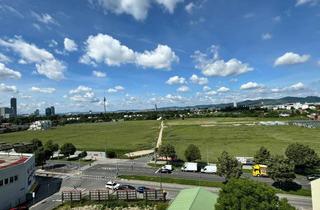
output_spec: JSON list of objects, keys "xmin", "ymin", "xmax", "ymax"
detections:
[
  {"xmin": 158, "ymin": 143, "xmax": 201, "ymax": 162},
  {"xmin": 15, "ymin": 139, "xmax": 77, "ymax": 166}
]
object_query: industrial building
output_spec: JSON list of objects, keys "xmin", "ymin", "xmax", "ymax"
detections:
[{"xmin": 0, "ymin": 152, "xmax": 35, "ymax": 209}]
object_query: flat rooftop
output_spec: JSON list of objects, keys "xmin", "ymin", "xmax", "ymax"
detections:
[{"xmin": 0, "ymin": 152, "xmax": 32, "ymax": 170}]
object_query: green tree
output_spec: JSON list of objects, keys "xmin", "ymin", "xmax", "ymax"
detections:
[
  {"xmin": 216, "ymin": 151, "xmax": 242, "ymax": 181},
  {"xmin": 158, "ymin": 144, "xmax": 176, "ymax": 162},
  {"xmin": 254, "ymin": 146, "xmax": 271, "ymax": 165},
  {"xmin": 184, "ymin": 144, "xmax": 201, "ymax": 162},
  {"xmin": 268, "ymin": 155, "xmax": 296, "ymax": 188},
  {"xmin": 215, "ymin": 179, "xmax": 295, "ymax": 210},
  {"xmin": 285, "ymin": 143, "xmax": 320, "ymax": 173},
  {"xmin": 78, "ymin": 151, "xmax": 87, "ymax": 158},
  {"xmin": 60, "ymin": 143, "xmax": 76, "ymax": 157},
  {"xmin": 34, "ymin": 148, "xmax": 46, "ymax": 166},
  {"xmin": 44, "ymin": 140, "xmax": 59, "ymax": 158},
  {"xmin": 31, "ymin": 139, "xmax": 43, "ymax": 150}
]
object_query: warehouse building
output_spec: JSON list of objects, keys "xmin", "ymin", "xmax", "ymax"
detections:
[{"xmin": 0, "ymin": 152, "xmax": 35, "ymax": 210}]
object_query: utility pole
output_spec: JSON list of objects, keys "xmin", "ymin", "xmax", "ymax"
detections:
[{"xmin": 103, "ymin": 97, "xmax": 107, "ymax": 114}]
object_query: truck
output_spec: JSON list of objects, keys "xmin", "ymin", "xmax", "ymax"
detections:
[
  {"xmin": 181, "ymin": 162, "xmax": 198, "ymax": 172},
  {"xmin": 252, "ymin": 164, "xmax": 268, "ymax": 177},
  {"xmin": 201, "ymin": 164, "xmax": 217, "ymax": 173}
]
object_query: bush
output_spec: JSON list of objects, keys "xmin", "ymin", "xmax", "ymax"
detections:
[
  {"xmin": 184, "ymin": 144, "xmax": 201, "ymax": 162},
  {"xmin": 107, "ymin": 150, "xmax": 116, "ymax": 158},
  {"xmin": 215, "ymin": 179, "xmax": 295, "ymax": 210}
]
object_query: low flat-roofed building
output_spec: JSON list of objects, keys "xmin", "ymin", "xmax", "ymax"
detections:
[{"xmin": 0, "ymin": 152, "xmax": 35, "ymax": 209}]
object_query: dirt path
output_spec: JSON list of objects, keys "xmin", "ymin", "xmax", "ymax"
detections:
[{"xmin": 156, "ymin": 121, "xmax": 164, "ymax": 148}]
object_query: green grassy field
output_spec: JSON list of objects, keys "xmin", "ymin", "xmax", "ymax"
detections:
[
  {"xmin": 0, "ymin": 120, "xmax": 160, "ymax": 153},
  {"xmin": 162, "ymin": 118, "xmax": 320, "ymax": 162}
]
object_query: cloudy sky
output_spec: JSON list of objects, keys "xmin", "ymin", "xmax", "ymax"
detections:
[{"xmin": 0, "ymin": 0, "xmax": 320, "ymax": 114}]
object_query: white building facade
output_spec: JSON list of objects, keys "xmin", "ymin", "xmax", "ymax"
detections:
[{"xmin": 0, "ymin": 152, "xmax": 35, "ymax": 210}]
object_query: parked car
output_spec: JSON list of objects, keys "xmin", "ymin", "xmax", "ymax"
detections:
[
  {"xmin": 161, "ymin": 164, "xmax": 173, "ymax": 171},
  {"xmin": 105, "ymin": 181, "xmax": 120, "ymax": 190},
  {"xmin": 158, "ymin": 168, "xmax": 172, "ymax": 173},
  {"xmin": 136, "ymin": 186, "xmax": 152, "ymax": 193},
  {"xmin": 117, "ymin": 184, "xmax": 136, "ymax": 190},
  {"xmin": 307, "ymin": 174, "xmax": 320, "ymax": 181}
]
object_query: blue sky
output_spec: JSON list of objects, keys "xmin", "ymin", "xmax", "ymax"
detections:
[{"xmin": 0, "ymin": 0, "xmax": 320, "ymax": 114}]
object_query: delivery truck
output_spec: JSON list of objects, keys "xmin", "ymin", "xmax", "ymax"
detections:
[
  {"xmin": 181, "ymin": 162, "xmax": 198, "ymax": 172},
  {"xmin": 201, "ymin": 164, "xmax": 217, "ymax": 173}
]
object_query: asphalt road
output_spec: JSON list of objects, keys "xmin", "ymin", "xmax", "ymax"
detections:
[{"xmin": 82, "ymin": 158, "xmax": 311, "ymax": 189}]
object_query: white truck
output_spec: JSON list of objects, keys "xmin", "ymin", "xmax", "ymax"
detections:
[
  {"xmin": 201, "ymin": 164, "xmax": 217, "ymax": 173},
  {"xmin": 181, "ymin": 162, "xmax": 198, "ymax": 172}
]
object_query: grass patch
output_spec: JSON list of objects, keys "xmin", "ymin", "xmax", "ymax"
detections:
[
  {"xmin": 0, "ymin": 121, "xmax": 160, "ymax": 155},
  {"xmin": 163, "ymin": 118, "xmax": 320, "ymax": 161},
  {"xmin": 119, "ymin": 174, "xmax": 224, "ymax": 188}
]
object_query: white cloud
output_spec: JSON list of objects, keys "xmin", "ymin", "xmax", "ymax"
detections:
[
  {"xmin": 165, "ymin": 94, "xmax": 185, "ymax": 102},
  {"xmin": 64, "ymin": 38, "xmax": 78, "ymax": 52},
  {"xmin": 90, "ymin": 0, "xmax": 150, "ymax": 21},
  {"xmin": 217, "ymin": 86, "xmax": 230, "ymax": 92},
  {"xmin": 80, "ymin": 33, "xmax": 135, "ymax": 66},
  {"xmin": 288, "ymin": 82, "xmax": 305, "ymax": 91},
  {"xmin": 156, "ymin": 0, "xmax": 184, "ymax": 13},
  {"xmin": 31, "ymin": 86, "xmax": 56, "ymax": 94},
  {"xmin": 0, "ymin": 63, "xmax": 21, "ymax": 80},
  {"xmin": 136, "ymin": 44, "xmax": 178, "ymax": 69},
  {"xmin": 69, "ymin": 85, "xmax": 92, "ymax": 94},
  {"xmin": 0, "ymin": 37, "xmax": 65, "ymax": 80},
  {"xmin": 68, "ymin": 85, "xmax": 99, "ymax": 103},
  {"xmin": 93, "ymin": 70, "xmax": 107, "ymax": 78},
  {"xmin": 107, "ymin": 85, "xmax": 125, "ymax": 93},
  {"xmin": 206, "ymin": 90, "xmax": 217, "ymax": 96},
  {"xmin": 271, "ymin": 82, "xmax": 305, "ymax": 93},
  {"xmin": 262, "ymin": 33, "xmax": 272, "ymax": 40},
  {"xmin": 192, "ymin": 46, "xmax": 253, "ymax": 77},
  {"xmin": 32, "ymin": 11, "xmax": 58, "ymax": 25},
  {"xmin": 0, "ymin": 83, "xmax": 17, "ymax": 93},
  {"xmin": 0, "ymin": 53, "xmax": 11, "ymax": 63},
  {"xmin": 185, "ymin": 2, "xmax": 195, "ymax": 14},
  {"xmin": 177, "ymin": 85, "xmax": 189, "ymax": 92},
  {"xmin": 240, "ymin": 82, "xmax": 264, "ymax": 90},
  {"xmin": 203, "ymin": 86, "xmax": 211, "ymax": 91},
  {"xmin": 296, "ymin": 0, "xmax": 318, "ymax": 6},
  {"xmin": 166, "ymin": 76, "xmax": 186, "ymax": 85},
  {"xmin": 189, "ymin": 74, "xmax": 208, "ymax": 85},
  {"xmin": 274, "ymin": 52, "xmax": 310, "ymax": 66},
  {"xmin": 81, "ymin": 33, "xmax": 178, "ymax": 70},
  {"xmin": 90, "ymin": 0, "xmax": 183, "ymax": 21}
]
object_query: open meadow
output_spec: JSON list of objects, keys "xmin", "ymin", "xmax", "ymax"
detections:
[
  {"xmin": 162, "ymin": 118, "xmax": 320, "ymax": 162},
  {"xmin": 0, "ymin": 120, "xmax": 160, "ymax": 154},
  {"xmin": 1, "ymin": 117, "xmax": 320, "ymax": 161}
]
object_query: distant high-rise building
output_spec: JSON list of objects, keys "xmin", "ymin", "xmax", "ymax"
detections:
[
  {"xmin": 233, "ymin": 101, "xmax": 237, "ymax": 108},
  {"xmin": 50, "ymin": 106, "xmax": 55, "ymax": 115},
  {"xmin": 34, "ymin": 109, "xmax": 40, "ymax": 116},
  {"xmin": 45, "ymin": 107, "xmax": 52, "ymax": 116},
  {"xmin": 45, "ymin": 106, "xmax": 55, "ymax": 116},
  {"xmin": 0, "ymin": 107, "xmax": 11, "ymax": 119},
  {"xmin": 10, "ymin": 97, "xmax": 17, "ymax": 117}
]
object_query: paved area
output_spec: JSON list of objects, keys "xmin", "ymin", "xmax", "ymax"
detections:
[
  {"xmin": 156, "ymin": 121, "xmax": 164, "ymax": 148},
  {"xmin": 30, "ymin": 173, "xmax": 312, "ymax": 210},
  {"xmin": 124, "ymin": 149, "xmax": 154, "ymax": 158}
]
